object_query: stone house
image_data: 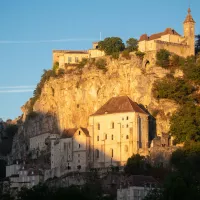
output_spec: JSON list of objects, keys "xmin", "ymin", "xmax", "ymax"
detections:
[
  {"xmin": 117, "ymin": 175, "xmax": 159, "ymax": 200},
  {"xmin": 138, "ymin": 8, "xmax": 195, "ymax": 57},
  {"xmin": 53, "ymin": 42, "xmax": 105, "ymax": 68}
]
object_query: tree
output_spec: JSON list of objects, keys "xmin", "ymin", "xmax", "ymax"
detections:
[
  {"xmin": 124, "ymin": 154, "xmax": 146, "ymax": 175},
  {"xmin": 156, "ymin": 49, "xmax": 170, "ymax": 68},
  {"xmin": 98, "ymin": 37, "xmax": 125, "ymax": 56},
  {"xmin": 126, "ymin": 38, "xmax": 138, "ymax": 52},
  {"xmin": 170, "ymin": 104, "xmax": 200, "ymax": 143},
  {"xmin": 195, "ymin": 34, "xmax": 200, "ymax": 54}
]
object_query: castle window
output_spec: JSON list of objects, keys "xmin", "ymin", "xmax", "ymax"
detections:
[
  {"xmin": 110, "ymin": 122, "xmax": 114, "ymax": 129},
  {"xmin": 79, "ymin": 131, "xmax": 81, "ymax": 135},
  {"xmin": 96, "ymin": 149, "xmax": 99, "ymax": 158},
  {"xmin": 97, "ymin": 136, "xmax": 99, "ymax": 141},
  {"xmin": 105, "ymin": 134, "xmax": 107, "ymax": 140},
  {"xmin": 126, "ymin": 135, "xmax": 129, "ymax": 139},
  {"xmin": 124, "ymin": 145, "xmax": 128, "ymax": 152},
  {"xmin": 75, "ymin": 57, "xmax": 79, "ymax": 63},
  {"xmin": 126, "ymin": 116, "xmax": 129, "ymax": 120},
  {"xmin": 126, "ymin": 124, "xmax": 129, "ymax": 128},
  {"xmin": 78, "ymin": 144, "xmax": 81, "ymax": 148},
  {"xmin": 97, "ymin": 123, "xmax": 100, "ymax": 130},
  {"xmin": 68, "ymin": 57, "xmax": 72, "ymax": 63},
  {"xmin": 111, "ymin": 135, "xmax": 114, "ymax": 140}
]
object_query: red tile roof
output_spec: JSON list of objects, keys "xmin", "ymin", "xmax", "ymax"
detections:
[
  {"xmin": 139, "ymin": 28, "xmax": 180, "ymax": 42},
  {"xmin": 91, "ymin": 96, "xmax": 147, "ymax": 116}
]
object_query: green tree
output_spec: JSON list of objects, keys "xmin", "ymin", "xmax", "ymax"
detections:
[
  {"xmin": 126, "ymin": 38, "xmax": 138, "ymax": 52},
  {"xmin": 98, "ymin": 37, "xmax": 125, "ymax": 56},
  {"xmin": 170, "ymin": 104, "xmax": 200, "ymax": 143},
  {"xmin": 156, "ymin": 49, "xmax": 170, "ymax": 68},
  {"xmin": 195, "ymin": 34, "xmax": 200, "ymax": 54}
]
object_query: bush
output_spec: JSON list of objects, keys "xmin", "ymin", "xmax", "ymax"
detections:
[
  {"xmin": 95, "ymin": 58, "xmax": 107, "ymax": 72},
  {"xmin": 170, "ymin": 54, "xmax": 185, "ymax": 67},
  {"xmin": 77, "ymin": 58, "xmax": 88, "ymax": 69},
  {"xmin": 135, "ymin": 51, "xmax": 145, "ymax": 59},
  {"xmin": 153, "ymin": 77, "xmax": 195, "ymax": 103},
  {"xmin": 156, "ymin": 49, "xmax": 170, "ymax": 68},
  {"xmin": 98, "ymin": 37, "xmax": 125, "ymax": 55},
  {"xmin": 52, "ymin": 61, "xmax": 59, "ymax": 72},
  {"xmin": 121, "ymin": 50, "xmax": 131, "ymax": 59},
  {"xmin": 111, "ymin": 52, "xmax": 119, "ymax": 59},
  {"xmin": 27, "ymin": 111, "xmax": 39, "ymax": 120}
]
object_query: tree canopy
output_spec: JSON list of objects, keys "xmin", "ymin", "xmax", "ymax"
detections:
[{"xmin": 126, "ymin": 38, "xmax": 138, "ymax": 52}]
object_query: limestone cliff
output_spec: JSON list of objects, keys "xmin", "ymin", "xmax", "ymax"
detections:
[{"xmin": 21, "ymin": 52, "xmax": 177, "ymax": 137}]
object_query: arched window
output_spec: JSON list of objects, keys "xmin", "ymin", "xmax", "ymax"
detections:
[
  {"xmin": 97, "ymin": 123, "xmax": 100, "ymax": 130},
  {"xmin": 96, "ymin": 149, "xmax": 99, "ymax": 158},
  {"xmin": 111, "ymin": 122, "xmax": 114, "ymax": 129},
  {"xmin": 110, "ymin": 148, "xmax": 114, "ymax": 157},
  {"xmin": 111, "ymin": 135, "xmax": 114, "ymax": 140},
  {"xmin": 124, "ymin": 145, "xmax": 128, "ymax": 152}
]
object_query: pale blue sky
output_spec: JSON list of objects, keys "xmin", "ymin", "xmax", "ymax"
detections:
[{"xmin": 0, "ymin": 0, "xmax": 199, "ymax": 120}]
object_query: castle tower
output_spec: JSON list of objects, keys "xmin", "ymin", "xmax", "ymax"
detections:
[{"xmin": 183, "ymin": 8, "xmax": 195, "ymax": 55}]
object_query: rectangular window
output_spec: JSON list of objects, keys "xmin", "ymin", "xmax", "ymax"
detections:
[
  {"xmin": 68, "ymin": 57, "xmax": 72, "ymax": 63},
  {"xmin": 97, "ymin": 136, "xmax": 99, "ymax": 141},
  {"xmin": 126, "ymin": 116, "xmax": 129, "ymax": 120},
  {"xmin": 97, "ymin": 123, "xmax": 100, "ymax": 130},
  {"xmin": 75, "ymin": 57, "xmax": 79, "ymax": 63}
]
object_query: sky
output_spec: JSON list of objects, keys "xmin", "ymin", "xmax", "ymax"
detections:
[{"xmin": 0, "ymin": 0, "xmax": 199, "ymax": 120}]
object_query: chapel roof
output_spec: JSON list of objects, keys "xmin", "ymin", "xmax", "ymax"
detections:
[
  {"xmin": 62, "ymin": 127, "xmax": 89, "ymax": 138},
  {"xmin": 91, "ymin": 96, "xmax": 147, "ymax": 116},
  {"xmin": 139, "ymin": 28, "xmax": 180, "ymax": 42},
  {"xmin": 184, "ymin": 8, "xmax": 195, "ymax": 23}
]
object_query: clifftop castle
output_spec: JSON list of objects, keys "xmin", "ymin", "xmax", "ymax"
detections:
[{"xmin": 52, "ymin": 8, "xmax": 196, "ymax": 68}]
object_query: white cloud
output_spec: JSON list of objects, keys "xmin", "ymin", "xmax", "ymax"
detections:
[{"xmin": 0, "ymin": 89, "xmax": 34, "ymax": 93}]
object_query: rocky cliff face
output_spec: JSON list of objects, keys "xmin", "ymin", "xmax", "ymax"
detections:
[{"xmin": 21, "ymin": 52, "xmax": 178, "ymax": 136}]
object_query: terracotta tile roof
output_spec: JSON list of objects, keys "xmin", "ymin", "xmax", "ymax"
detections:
[
  {"xmin": 139, "ymin": 28, "xmax": 180, "ymax": 42},
  {"xmin": 91, "ymin": 96, "xmax": 147, "ymax": 116}
]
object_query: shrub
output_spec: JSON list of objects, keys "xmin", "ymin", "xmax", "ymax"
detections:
[
  {"xmin": 52, "ymin": 62, "xmax": 59, "ymax": 72},
  {"xmin": 156, "ymin": 49, "xmax": 170, "ymax": 68},
  {"xmin": 121, "ymin": 50, "xmax": 131, "ymax": 59},
  {"xmin": 98, "ymin": 37, "xmax": 125, "ymax": 55},
  {"xmin": 77, "ymin": 58, "xmax": 88, "ymax": 69},
  {"xmin": 95, "ymin": 58, "xmax": 107, "ymax": 72},
  {"xmin": 111, "ymin": 52, "xmax": 119, "ymax": 59},
  {"xmin": 153, "ymin": 77, "xmax": 195, "ymax": 103},
  {"xmin": 135, "ymin": 51, "xmax": 145, "ymax": 59},
  {"xmin": 170, "ymin": 54, "xmax": 185, "ymax": 67},
  {"xmin": 27, "ymin": 111, "xmax": 39, "ymax": 120},
  {"xmin": 57, "ymin": 68, "xmax": 65, "ymax": 76}
]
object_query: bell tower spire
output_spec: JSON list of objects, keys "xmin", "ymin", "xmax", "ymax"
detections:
[{"xmin": 183, "ymin": 7, "xmax": 195, "ymax": 55}]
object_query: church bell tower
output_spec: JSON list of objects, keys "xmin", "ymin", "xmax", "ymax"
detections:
[{"xmin": 183, "ymin": 8, "xmax": 195, "ymax": 55}]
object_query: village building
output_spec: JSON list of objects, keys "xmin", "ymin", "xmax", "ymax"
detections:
[
  {"xmin": 138, "ymin": 8, "xmax": 195, "ymax": 57},
  {"xmin": 117, "ymin": 175, "xmax": 159, "ymax": 200},
  {"xmin": 53, "ymin": 42, "xmax": 105, "ymax": 68}
]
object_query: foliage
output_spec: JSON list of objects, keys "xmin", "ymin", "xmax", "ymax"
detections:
[
  {"xmin": 124, "ymin": 154, "xmax": 146, "ymax": 175},
  {"xmin": 170, "ymin": 104, "xmax": 200, "ymax": 143},
  {"xmin": 52, "ymin": 61, "xmax": 59, "ymax": 72},
  {"xmin": 181, "ymin": 56, "xmax": 200, "ymax": 84},
  {"xmin": 156, "ymin": 49, "xmax": 170, "ymax": 68},
  {"xmin": 195, "ymin": 34, "xmax": 200, "ymax": 54},
  {"xmin": 111, "ymin": 52, "xmax": 119, "ymax": 59},
  {"xmin": 170, "ymin": 54, "xmax": 185, "ymax": 68},
  {"xmin": 153, "ymin": 77, "xmax": 195, "ymax": 104},
  {"xmin": 121, "ymin": 50, "xmax": 131, "ymax": 59},
  {"xmin": 26, "ymin": 111, "xmax": 39, "ymax": 120},
  {"xmin": 98, "ymin": 37, "xmax": 125, "ymax": 57},
  {"xmin": 4, "ymin": 124, "xmax": 18, "ymax": 137},
  {"xmin": 95, "ymin": 58, "xmax": 107, "ymax": 72},
  {"xmin": 77, "ymin": 58, "xmax": 88, "ymax": 69},
  {"xmin": 126, "ymin": 38, "xmax": 138, "ymax": 52},
  {"xmin": 144, "ymin": 189, "xmax": 163, "ymax": 200},
  {"xmin": 135, "ymin": 51, "xmax": 145, "ymax": 59}
]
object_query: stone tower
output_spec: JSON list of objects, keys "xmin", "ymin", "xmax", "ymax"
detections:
[{"xmin": 183, "ymin": 8, "xmax": 195, "ymax": 55}]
